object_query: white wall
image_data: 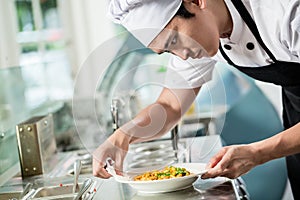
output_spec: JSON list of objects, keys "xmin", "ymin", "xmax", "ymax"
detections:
[
  {"xmin": 0, "ymin": 1, "xmax": 19, "ymax": 68},
  {"xmin": 58, "ymin": 0, "xmax": 122, "ymax": 98},
  {"xmin": 59, "ymin": 0, "xmax": 115, "ymax": 78}
]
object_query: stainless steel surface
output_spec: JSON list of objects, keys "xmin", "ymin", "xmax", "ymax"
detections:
[
  {"xmin": 74, "ymin": 178, "xmax": 93, "ymax": 200},
  {"xmin": 26, "ymin": 177, "xmax": 99, "ymax": 200},
  {"xmin": 68, "ymin": 166, "xmax": 92, "ymax": 175},
  {"xmin": 16, "ymin": 115, "xmax": 57, "ymax": 177},
  {"xmin": 0, "ymin": 150, "xmax": 99, "ymax": 200},
  {"xmin": 0, "ymin": 192, "xmax": 21, "ymax": 199},
  {"xmin": 127, "ymin": 141, "xmax": 178, "ymax": 171},
  {"xmin": 68, "ymin": 152, "xmax": 92, "ymax": 175},
  {"xmin": 0, "ymin": 135, "xmax": 246, "ymax": 200},
  {"xmin": 33, "ymin": 185, "xmax": 74, "ymax": 197},
  {"xmin": 131, "ymin": 181, "xmax": 237, "ymax": 200},
  {"xmin": 31, "ymin": 183, "xmax": 82, "ymax": 199},
  {"xmin": 73, "ymin": 160, "xmax": 82, "ymax": 193},
  {"xmin": 233, "ymin": 178, "xmax": 250, "ymax": 200},
  {"xmin": 79, "ymin": 155, "xmax": 92, "ymax": 166}
]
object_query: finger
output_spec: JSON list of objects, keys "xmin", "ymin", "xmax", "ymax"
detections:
[
  {"xmin": 93, "ymin": 163, "xmax": 112, "ymax": 178},
  {"xmin": 92, "ymin": 153, "xmax": 106, "ymax": 170},
  {"xmin": 202, "ymin": 151, "xmax": 232, "ymax": 179},
  {"xmin": 92, "ymin": 158, "xmax": 112, "ymax": 178},
  {"xmin": 95, "ymin": 167, "xmax": 112, "ymax": 179},
  {"xmin": 219, "ymin": 161, "xmax": 250, "ymax": 179},
  {"xmin": 220, "ymin": 171, "xmax": 239, "ymax": 179},
  {"xmin": 206, "ymin": 148, "xmax": 227, "ymax": 168},
  {"xmin": 211, "ymin": 148, "xmax": 232, "ymax": 171},
  {"xmin": 202, "ymin": 166, "xmax": 230, "ymax": 179}
]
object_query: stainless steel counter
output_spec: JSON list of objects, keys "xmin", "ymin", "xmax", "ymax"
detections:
[
  {"xmin": 0, "ymin": 135, "xmax": 248, "ymax": 200},
  {"xmin": 89, "ymin": 176, "xmax": 238, "ymax": 200}
]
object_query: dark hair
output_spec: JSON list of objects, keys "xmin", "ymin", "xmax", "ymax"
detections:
[{"xmin": 175, "ymin": 3, "xmax": 195, "ymax": 19}]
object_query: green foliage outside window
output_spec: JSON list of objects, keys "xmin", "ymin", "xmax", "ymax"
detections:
[{"xmin": 15, "ymin": 1, "xmax": 35, "ymax": 32}]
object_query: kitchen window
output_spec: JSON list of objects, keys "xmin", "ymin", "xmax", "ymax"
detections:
[
  {"xmin": 13, "ymin": 0, "xmax": 73, "ymax": 105},
  {"xmin": 15, "ymin": 0, "xmax": 67, "ymax": 67}
]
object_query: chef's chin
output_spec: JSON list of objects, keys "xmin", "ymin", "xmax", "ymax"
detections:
[{"xmin": 207, "ymin": 48, "xmax": 218, "ymax": 57}]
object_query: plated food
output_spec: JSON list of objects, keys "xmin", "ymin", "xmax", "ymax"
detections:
[
  {"xmin": 133, "ymin": 166, "xmax": 191, "ymax": 181},
  {"xmin": 115, "ymin": 163, "xmax": 208, "ymax": 193}
]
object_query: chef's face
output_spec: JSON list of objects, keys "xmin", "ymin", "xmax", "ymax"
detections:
[{"xmin": 149, "ymin": 1, "xmax": 220, "ymax": 60}]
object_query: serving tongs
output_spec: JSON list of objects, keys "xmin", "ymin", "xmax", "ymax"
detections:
[
  {"xmin": 18, "ymin": 182, "xmax": 33, "ymax": 200},
  {"xmin": 73, "ymin": 178, "xmax": 93, "ymax": 200},
  {"xmin": 83, "ymin": 180, "xmax": 102, "ymax": 200},
  {"xmin": 73, "ymin": 159, "xmax": 82, "ymax": 194},
  {"xmin": 105, "ymin": 158, "xmax": 131, "ymax": 182},
  {"xmin": 13, "ymin": 182, "xmax": 36, "ymax": 200}
]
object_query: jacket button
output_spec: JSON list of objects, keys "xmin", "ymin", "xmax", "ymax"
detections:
[
  {"xmin": 246, "ymin": 42, "xmax": 255, "ymax": 50},
  {"xmin": 224, "ymin": 44, "xmax": 232, "ymax": 50}
]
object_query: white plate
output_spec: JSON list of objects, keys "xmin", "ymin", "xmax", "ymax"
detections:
[{"xmin": 116, "ymin": 163, "xmax": 208, "ymax": 193}]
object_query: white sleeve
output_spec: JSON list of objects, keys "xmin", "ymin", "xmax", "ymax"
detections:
[
  {"xmin": 282, "ymin": 0, "xmax": 300, "ymax": 60},
  {"xmin": 164, "ymin": 55, "xmax": 217, "ymax": 89}
]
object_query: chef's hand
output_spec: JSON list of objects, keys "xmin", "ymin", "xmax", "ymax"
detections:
[
  {"xmin": 93, "ymin": 130, "xmax": 130, "ymax": 178},
  {"xmin": 201, "ymin": 144, "xmax": 261, "ymax": 179}
]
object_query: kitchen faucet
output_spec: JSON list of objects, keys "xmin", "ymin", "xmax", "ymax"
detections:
[
  {"xmin": 171, "ymin": 125, "xmax": 179, "ymax": 162},
  {"xmin": 110, "ymin": 99, "xmax": 120, "ymax": 132}
]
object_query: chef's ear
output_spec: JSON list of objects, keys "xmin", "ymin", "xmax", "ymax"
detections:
[{"xmin": 183, "ymin": 0, "xmax": 206, "ymax": 9}]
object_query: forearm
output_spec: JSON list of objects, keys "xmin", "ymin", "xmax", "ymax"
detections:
[
  {"xmin": 114, "ymin": 87, "xmax": 200, "ymax": 144},
  {"xmin": 121, "ymin": 102, "xmax": 181, "ymax": 143},
  {"xmin": 252, "ymin": 122, "xmax": 300, "ymax": 164}
]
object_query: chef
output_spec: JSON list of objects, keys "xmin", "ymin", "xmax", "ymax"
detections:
[{"xmin": 93, "ymin": 0, "xmax": 300, "ymax": 198}]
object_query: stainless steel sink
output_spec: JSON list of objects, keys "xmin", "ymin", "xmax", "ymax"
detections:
[
  {"xmin": 31, "ymin": 183, "xmax": 82, "ymax": 199},
  {"xmin": 34, "ymin": 196, "xmax": 74, "ymax": 200},
  {"xmin": 30, "ymin": 179, "xmax": 99, "ymax": 200}
]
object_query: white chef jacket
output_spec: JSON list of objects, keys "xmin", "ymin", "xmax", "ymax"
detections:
[{"xmin": 165, "ymin": 0, "xmax": 300, "ymax": 89}]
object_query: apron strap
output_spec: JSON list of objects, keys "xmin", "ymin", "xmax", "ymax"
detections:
[{"xmin": 230, "ymin": 0, "xmax": 278, "ymax": 62}]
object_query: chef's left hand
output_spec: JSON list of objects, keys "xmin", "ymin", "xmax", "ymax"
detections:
[{"xmin": 201, "ymin": 144, "xmax": 260, "ymax": 179}]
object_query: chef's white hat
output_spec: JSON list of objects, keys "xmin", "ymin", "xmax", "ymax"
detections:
[{"xmin": 108, "ymin": 0, "xmax": 182, "ymax": 47}]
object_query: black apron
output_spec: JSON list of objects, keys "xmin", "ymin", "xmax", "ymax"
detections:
[{"xmin": 219, "ymin": 0, "xmax": 300, "ymax": 198}]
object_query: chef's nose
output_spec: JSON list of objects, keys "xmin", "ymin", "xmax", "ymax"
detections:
[{"xmin": 172, "ymin": 48, "xmax": 190, "ymax": 60}]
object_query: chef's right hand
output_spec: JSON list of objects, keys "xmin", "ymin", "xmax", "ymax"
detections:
[{"xmin": 92, "ymin": 130, "xmax": 130, "ymax": 178}]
